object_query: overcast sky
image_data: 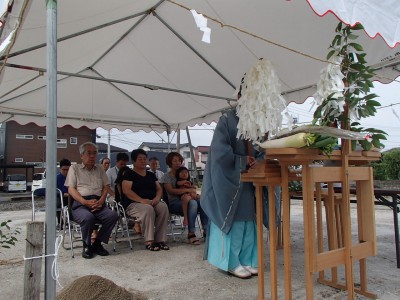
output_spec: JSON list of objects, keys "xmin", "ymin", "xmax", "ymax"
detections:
[{"xmin": 97, "ymin": 79, "xmax": 400, "ymax": 152}]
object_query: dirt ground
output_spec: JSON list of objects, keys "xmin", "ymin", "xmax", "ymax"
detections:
[{"xmin": 1, "ymin": 201, "xmax": 399, "ymax": 300}]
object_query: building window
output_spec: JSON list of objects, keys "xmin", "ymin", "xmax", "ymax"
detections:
[
  {"xmin": 16, "ymin": 134, "xmax": 33, "ymax": 139},
  {"xmin": 27, "ymin": 162, "xmax": 44, "ymax": 168},
  {"xmin": 70, "ymin": 137, "xmax": 77, "ymax": 144},
  {"xmin": 57, "ymin": 139, "xmax": 67, "ymax": 148},
  {"xmin": 15, "ymin": 158, "xmax": 23, "ymax": 163},
  {"xmin": 183, "ymin": 151, "xmax": 190, "ymax": 159},
  {"xmin": 38, "ymin": 135, "xmax": 46, "ymax": 140}
]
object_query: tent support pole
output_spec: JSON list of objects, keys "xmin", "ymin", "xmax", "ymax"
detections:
[
  {"xmin": 107, "ymin": 130, "xmax": 111, "ymax": 159},
  {"xmin": 186, "ymin": 126, "xmax": 199, "ymax": 185},
  {"xmin": 90, "ymin": 68, "xmax": 169, "ymax": 126},
  {"xmin": 0, "ymin": 74, "xmax": 43, "ymax": 100},
  {"xmin": 45, "ymin": 1, "xmax": 57, "ymax": 299},
  {"xmin": 0, "ymin": 3, "xmax": 165, "ymax": 61},
  {"xmin": 177, "ymin": 128, "xmax": 180, "ymax": 152},
  {"xmin": 154, "ymin": 13, "xmax": 236, "ymax": 90},
  {"xmin": 90, "ymin": 12, "xmax": 150, "ymax": 68},
  {"xmin": 4, "ymin": 63, "xmax": 236, "ymax": 102},
  {"xmin": 167, "ymin": 129, "xmax": 171, "ymax": 152}
]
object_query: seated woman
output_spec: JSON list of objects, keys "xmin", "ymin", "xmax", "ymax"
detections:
[
  {"xmin": 121, "ymin": 149, "xmax": 169, "ymax": 251},
  {"xmin": 161, "ymin": 152, "xmax": 208, "ymax": 245}
]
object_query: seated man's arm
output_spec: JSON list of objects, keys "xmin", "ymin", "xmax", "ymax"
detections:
[
  {"xmin": 106, "ymin": 185, "xmax": 115, "ymax": 197},
  {"xmin": 68, "ymin": 186, "xmax": 97, "ymax": 210},
  {"xmin": 89, "ymin": 185, "xmax": 109, "ymax": 212},
  {"xmin": 105, "ymin": 169, "xmax": 115, "ymax": 197}
]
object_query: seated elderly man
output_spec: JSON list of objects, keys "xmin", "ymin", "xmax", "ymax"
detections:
[{"xmin": 65, "ymin": 142, "xmax": 118, "ymax": 259}]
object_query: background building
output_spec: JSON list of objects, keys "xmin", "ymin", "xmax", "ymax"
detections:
[
  {"xmin": 138, "ymin": 142, "xmax": 209, "ymax": 179},
  {"xmin": 0, "ymin": 121, "xmax": 96, "ymax": 184}
]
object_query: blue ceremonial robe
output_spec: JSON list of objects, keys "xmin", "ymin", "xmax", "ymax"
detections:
[{"xmin": 201, "ymin": 108, "xmax": 259, "ymax": 270}]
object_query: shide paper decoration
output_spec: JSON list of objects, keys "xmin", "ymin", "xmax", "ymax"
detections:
[
  {"xmin": 236, "ymin": 59, "xmax": 292, "ymax": 142},
  {"xmin": 312, "ymin": 54, "xmax": 345, "ymax": 119},
  {"xmin": 190, "ymin": 9, "xmax": 211, "ymax": 44}
]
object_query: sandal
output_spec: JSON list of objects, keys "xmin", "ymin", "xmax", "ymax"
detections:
[
  {"xmin": 145, "ymin": 242, "xmax": 160, "ymax": 251},
  {"xmin": 188, "ymin": 233, "xmax": 200, "ymax": 245},
  {"xmin": 158, "ymin": 242, "xmax": 170, "ymax": 250}
]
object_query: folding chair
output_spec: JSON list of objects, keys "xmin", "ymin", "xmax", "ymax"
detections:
[
  {"xmin": 162, "ymin": 185, "xmax": 187, "ymax": 241},
  {"xmin": 111, "ymin": 199, "xmax": 142, "ymax": 251},
  {"xmin": 31, "ymin": 187, "xmax": 63, "ymax": 227},
  {"xmin": 61, "ymin": 196, "xmax": 82, "ymax": 258}
]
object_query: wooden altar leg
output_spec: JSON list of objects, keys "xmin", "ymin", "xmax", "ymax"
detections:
[
  {"xmin": 341, "ymin": 162, "xmax": 355, "ymax": 299},
  {"xmin": 326, "ymin": 186, "xmax": 339, "ymax": 283},
  {"xmin": 281, "ymin": 165, "xmax": 292, "ymax": 300},
  {"xmin": 315, "ymin": 185, "xmax": 324, "ymax": 279},
  {"xmin": 354, "ymin": 174, "xmax": 377, "ymax": 298},
  {"xmin": 255, "ymin": 185, "xmax": 265, "ymax": 300},
  {"xmin": 302, "ymin": 165, "xmax": 315, "ymax": 300},
  {"xmin": 268, "ymin": 185, "xmax": 278, "ymax": 299}
]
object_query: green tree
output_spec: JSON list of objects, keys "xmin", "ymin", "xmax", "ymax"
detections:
[
  {"xmin": 371, "ymin": 160, "xmax": 386, "ymax": 180},
  {"xmin": 382, "ymin": 149, "xmax": 400, "ymax": 180}
]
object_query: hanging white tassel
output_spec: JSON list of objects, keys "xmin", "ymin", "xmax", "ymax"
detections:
[{"xmin": 236, "ymin": 59, "xmax": 291, "ymax": 142}]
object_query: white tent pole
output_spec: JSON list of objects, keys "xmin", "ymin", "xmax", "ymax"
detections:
[
  {"xmin": 0, "ymin": 74, "xmax": 43, "ymax": 100},
  {"xmin": 3, "ymin": 63, "xmax": 237, "ymax": 102},
  {"xmin": 155, "ymin": 13, "xmax": 236, "ymax": 89},
  {"xmin": 167, "ymin": 129, "xmax": 171, "ymax": 152},
  {"xmin": 90, "ymin": 68, "xmax": 169, "ymax": 126},
  {"xmin": 177, "ymin": 128, "xmax": 180, "ymax": 152},
  {"xmin": 107, "ymin": 130, "xmax": 111, "ymax": 158},
  {"xmin": 44, "ymin": 0, "xmax": 57, "ymax": 299},
  {"xmin": 0, "ymin": 9, "xmax": 155, "ymax": 61},
  {"xmin": 185, "ymin": 126, "xmax": 199, "ymax": 185}
]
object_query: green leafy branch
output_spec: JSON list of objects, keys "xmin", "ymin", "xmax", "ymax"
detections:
[
  {"xmin": 0, "ymin": 220, "xmax": 21, "ymax": 249},
  {"xmin": 313, "ymin": 22, "xmax": 387, "ymax": 150}
]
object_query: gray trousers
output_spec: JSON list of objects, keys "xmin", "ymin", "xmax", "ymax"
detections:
[
  {"xmin": 125, "ymin": 201, "xmax": 169, "ymax": 243},
  {"xmin": 72, "ymin": 203, "xmax": 118, "ymax": 246}
]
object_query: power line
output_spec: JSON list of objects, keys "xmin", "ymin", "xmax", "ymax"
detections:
[{"xmin": 377, "ymin": 102, "xmax": 400, "ymax": 109}]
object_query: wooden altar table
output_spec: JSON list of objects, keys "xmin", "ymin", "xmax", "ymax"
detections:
[{"xmin": 241, "ymin": 148, "xmax": 380, "ymax": 300}]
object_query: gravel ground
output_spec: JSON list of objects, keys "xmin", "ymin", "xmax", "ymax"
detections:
[{"xmin": 1, "ymin": 200, "xmax": 400, "ymax": 299}]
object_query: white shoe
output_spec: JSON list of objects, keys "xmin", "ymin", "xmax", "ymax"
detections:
[
  {"xmin": 243, "ymin": 265, "xmax": 258, "ymax": 275},
  {"xmin": 228, "ymin": 265, "xmax": 252, "ymax": 279}
]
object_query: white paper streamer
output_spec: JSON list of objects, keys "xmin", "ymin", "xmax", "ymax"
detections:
[
  {"xmin": 312, "ymin": 54, "xmax": 345, "ymax": 119},
  {"xmin": 190, "ymin": 9, "xmax": 211, "ymax": 44},
  {"xmin": 236, "ymin": 59, "xmax": 291, "ymax": 142}
]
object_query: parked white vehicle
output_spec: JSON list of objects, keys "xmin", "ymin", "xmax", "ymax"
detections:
[
  {"xmin": 32, "ymin": 172, "xmax": 46, "ymax": 192},
  {"xmin": 4, "ymin": 174, "xmax": 27, "ymax": 192}
]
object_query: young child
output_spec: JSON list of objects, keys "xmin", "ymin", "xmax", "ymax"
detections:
[{"xmin": 175, "ymin": 166, "xmax": 200, "ymax": 226}]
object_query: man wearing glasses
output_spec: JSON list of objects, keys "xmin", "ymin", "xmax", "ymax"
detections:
[{"xmin": 65, "ymin": 142, "xmax": 118, "ymax": 259}]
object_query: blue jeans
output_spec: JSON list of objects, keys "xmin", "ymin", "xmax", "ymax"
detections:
[{"xmin": 169, "ymin": 198, "xmax": 208, "ymax": 233}]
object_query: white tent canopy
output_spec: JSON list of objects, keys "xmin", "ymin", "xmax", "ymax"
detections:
[{"xmin": 0, "ymin": 0, "xmax": 400, "ymax": 133}]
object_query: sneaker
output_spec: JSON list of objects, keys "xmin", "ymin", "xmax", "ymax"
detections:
[
  {"xmin": 92, "ymin": 242, "xmax": 109, "ymax": 256},
  {"xmin": 228, "ymin": 265, "xmax": 252, "ymax": 279},
  {"xmin": 243, "ymin": 265, "xmax": 258, "ymax": 276}
]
